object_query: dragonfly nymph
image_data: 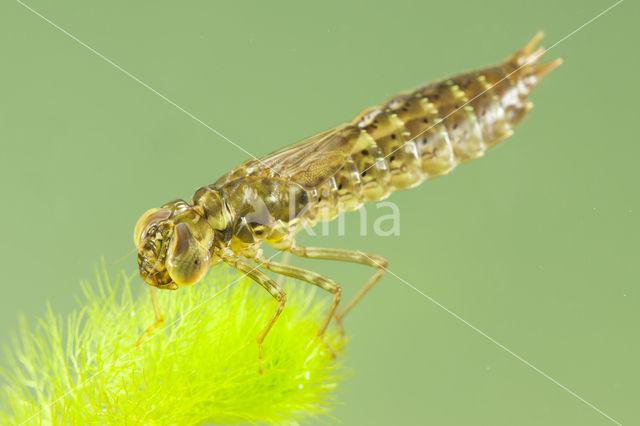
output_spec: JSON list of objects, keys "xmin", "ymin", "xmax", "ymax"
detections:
[{"xmin": 134, "ymin": 32, "xmax": 561, "ymax": 372}]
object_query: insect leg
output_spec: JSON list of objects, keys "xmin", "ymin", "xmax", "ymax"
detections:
[
  {"xmin": 135, "ymin": 287, "xmax": 164, "ymax": 348},
  {"xmin": 275, "ymin": 251, "xmax": 291, "ymax": 285},
  {"xmin": 226, "ymin": 257, "xmax": 286, "ymax": 375},
  {"xmin": 287, "ymin": 244, "xmax": 387, "ymax": 336},
  {"xmin": 255, "ymin": 255, "xmax": 342, "ymax": 359}
]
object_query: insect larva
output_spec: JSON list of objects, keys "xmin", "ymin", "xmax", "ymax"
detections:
[{"xmin": 134, "ymin": 32, "xmax": 561, "ymax": 371}]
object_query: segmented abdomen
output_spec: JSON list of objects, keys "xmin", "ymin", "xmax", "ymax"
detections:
[{"xmin": 308, "ymin": 34, "xmax": 561, "ymax": 223}]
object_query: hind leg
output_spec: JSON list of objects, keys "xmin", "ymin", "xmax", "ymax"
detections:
[{"xmin": 286, "ymin": 244, "xmax": 388, "ymax": 336}]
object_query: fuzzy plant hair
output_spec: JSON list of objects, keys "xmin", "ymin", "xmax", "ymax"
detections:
[{"xmin": 1, "ymin": 262, "xmax": 346, "ymax": 424}]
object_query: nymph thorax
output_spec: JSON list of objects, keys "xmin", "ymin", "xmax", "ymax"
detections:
[{"xmin": 135, "ymin": 177, "xmax": 312, "ymax": 289}]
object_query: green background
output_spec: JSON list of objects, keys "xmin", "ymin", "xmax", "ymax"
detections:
[{"xmin": 1, "ymin": 0, "xmax": 637, "ymax": 424}]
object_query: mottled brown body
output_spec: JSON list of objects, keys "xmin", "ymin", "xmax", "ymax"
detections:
[
  {"xmin": 134, "ymin": 33, "xmax": 561, "ymax": 369},
  {"xmin": 214, "ymin": 32, "xmax": 561, "ymax": 254}
]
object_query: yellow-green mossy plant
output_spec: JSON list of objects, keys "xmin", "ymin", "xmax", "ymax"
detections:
[{"xmin": 1, "ymin": 263, "xmax": 345, "ymax": 424}]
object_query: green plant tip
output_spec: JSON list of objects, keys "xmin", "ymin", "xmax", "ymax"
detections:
[{"xmin": 1, "ymin": 262, "xmax": 346, "ymax": 425}]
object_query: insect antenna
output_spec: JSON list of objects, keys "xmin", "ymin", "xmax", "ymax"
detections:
[{"xmin": 112, "ymin": 245, "xmax": 141, "ymax": 265}]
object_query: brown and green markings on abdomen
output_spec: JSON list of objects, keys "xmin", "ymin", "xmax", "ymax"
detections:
[{"xmin": 308, "ymin": 54, "xmax": 560, "ymax": 224}]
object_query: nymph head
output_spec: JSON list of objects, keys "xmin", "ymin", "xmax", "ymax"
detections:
[{"xmin": 134, "ymin": 201, "xmax": 215, "ymax": 290}]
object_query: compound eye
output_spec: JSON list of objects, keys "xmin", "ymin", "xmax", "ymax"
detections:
[
  {"xmin": 166, "ymin": 223, "xmax": 210, "ymax": 286},
  {"xmin": 133, "ymin": 208, "xmax": 172, "ymax": 245}
]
